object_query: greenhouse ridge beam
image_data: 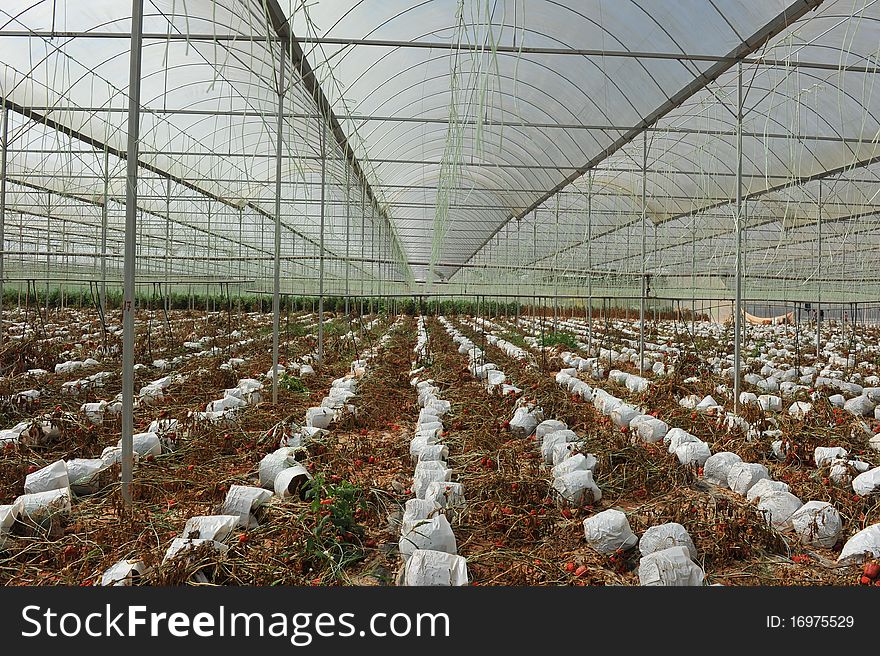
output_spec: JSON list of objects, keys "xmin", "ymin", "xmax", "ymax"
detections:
[{"xmin": 454, "ymin": 0, "xmax": 824, "ymax": 279}]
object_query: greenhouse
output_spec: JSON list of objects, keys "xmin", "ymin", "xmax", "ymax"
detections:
[{"xmin": 1, "ymin": 0, "xmax": 880, "ymax": 589}]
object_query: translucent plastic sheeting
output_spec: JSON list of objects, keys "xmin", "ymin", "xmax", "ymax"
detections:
[{"xmin": 1, "ymin": 1, "xmax": 880, "ymax": 304}]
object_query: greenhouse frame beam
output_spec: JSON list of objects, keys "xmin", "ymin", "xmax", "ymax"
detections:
[
  {"xmin": 12, "ymin": 105, "xmax": 873, "ymax": 144},
  {"xmin": 455, "ymin": 0, "xmax": 824, "ymax": 276},
  {"xmin": 597, "ymin": 203, "xmax": 880, "ymax": 274},
  {"xmin": 4, "ymin": 177, "xmax": 281, "ymax": 263},
  {"xmin": 0, "ymin": 106, "xmax": 363, "ymax": 274},
  {"xmin": 7, "ymin": 29, "xmax": 870, "ymax": 75},
  {"xmin": 121, "ymin": 0, "xmax": 144, "ymax": 508},
  {"xmin": 271, "ymin": 44, "xmax": 285, "ymax": 406},
  {"xmin": 261, "ymin": 0, "xmax": 412, "ymax": 286},
  {"xmin": 734, "ymin": 61, "xmax": 744, "ymax": 414},
  {"xmin": 0, "ymin": 104, "xmax": 7, "ymax": 348}
]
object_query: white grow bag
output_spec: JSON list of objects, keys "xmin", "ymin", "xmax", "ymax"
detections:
[
  {"xmin": 398, "ymin": 514, "xmax": 457, "ymax": 559},
  {"xmin": 583, "ymin": 509, "xmax": 639, "ymax": 554},
  {"xmin": 638, "ymin": 546, "xmax": 705, "ymax": 586},
  {"xmin": 790, "ymin": 501, "xmax": 842, "ymax": 549},
  {"xmin": 402, "ymin": 549, "xmax": 468, "ymax": 586}
]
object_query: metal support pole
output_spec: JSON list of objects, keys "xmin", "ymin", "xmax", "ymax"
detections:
[
  {"xmin": 816, "ymin": 182, "xmax": 822, "ymax": 358},
  {"xmin": 360, "ymin": 185, "xmax": 365, "ymax": 314},
  {"xmin": 318, "ymin": 122, "xmax": 326, "ymax": 361},
  {"xmin": 587, "ymin": 173, "xmax": 593, "ymax": 354},
  {"xmin": 121, "ymin": 0, "xmax": 145, "ymax": 507},
  {"xmin": 164, "ymin": 177, "xmax": 171, "ymax": 313},
  {"xmin": 344, "ymin": 165, "xmax": 350, "ymax": 316},
  {"xmin": 271, "ymin": 44, "xmax": 286, "ymax": 404},
  {"xmin": 100, "ymin": 149, "xmax": 109, "ymax": 313},
  {"xmin": 639, "ymin": 131, "xmax": 647, "ymax": 376},
  {"xmin": 733, "ymin": 60, "xmax": 744, "ymax": 413},
  {"xmin": 0, "ymin": 104, "xmax": 7, "ymax": 346}
]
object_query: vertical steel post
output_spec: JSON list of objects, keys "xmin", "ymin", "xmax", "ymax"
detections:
[
  {"xmin": 816, "ymin": 182, "xmax": 822, "ymax": 357},
  {"xmin": 100, "ymin": 148, "xmax": 109, "ymax": 314},
  {"xmin": 318, "ymin": 122, "xmax": 326, "ymax": 361},
  {"xmin": 733, "ymin": 60, "xmax": 744, "ymax": 413},
  {"xmin": 164, "ymin": 177, "xmax": 171, "ymax": 312},
  {"xmin": 0, "ymin": 105, "xmax": 7, "ymax": 347},
  {"xmin": 639, "ymin": 132, "xmax": 647, "ymax": 376},
  {"xmin": 271, "ymin": 44, "xmax": 286, "ymax": 404},
  {"xmin": 344, "ymin": 165, "xmax": 350, "ymax": 315},
  {"xmin": 121, "ymin": 0, "xmax": 145, "ymax": 506},
  {"xmin": 587, "ymin": 173, "xmax": 593, "ymax": 354}
]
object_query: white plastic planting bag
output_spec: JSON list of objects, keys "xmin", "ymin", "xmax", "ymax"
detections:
[
  {"xmin": 535, "ymin": 419, "xmax": 567, "ymax": 440},
  {"xmin": 259, "ymin": 452, "xmax": 297, "ymax": 489},
  {"xmin": 625, "ymin": 375, "xmax": 649, "ymax": 394},
  {"xmin": 418, "ymin": 409, "xmax": 441, "ymax": 425},
  {"xmin": 306, "ymin": 407, "xmax": 335, "ymax": 429},
  {"xmin": 24, "ymin": 460, "xmax": 70, "ymax": 495},
  {"xmin": 664, "ymin": 427, "xmax": 699, "ymax": 454},
  {"xmin": 80, "ymin": 401, "xmax": 106, "ymax": 425},
  {"xmin": 100, "ymin": 446, "xmax": 124, "ymax": 467},
  {"xmin": 222, "ymin": 485, "xmax": 273, "ymax": 528},
  {"xmin": 274, "ymin": 465, "xmax": 312, "ymax": 498},
  {"xmin": 418, "ymin": 421, "xmax": 444, "ymax": 435},
  {"xmin": 830, "ymin": 459, "xmax": 870, "ymax": 485},
  {"xmin": 425, "ymin": 398, "xmax": 451, "ymax": 416},
  {"xmin": 100, "ymin": 559, "xmax": 145, "ymax": 586},
  {"xmin": 837, "ymin": 524, "xmax": 880, "ymax": 564},
  {"xmin": 814, "ymin": 446, "xmax": 848, "ymax": 468},
  {"xmin": 181, "ymin": 515, "xmax": 239, "ymax": 541},
  {"xmin": 702, "ymin": 452, "xmax": 742, "ymax": 487},
  {"xmin": 398, "ymin": 514, "xmax": 457, "ymax": 559},
  {"xmin": 550, "ymin": 442, "xmax": 583, "ymax": 466},
  {"xmin": 727, "ymin": 462, "xmax": 770, "ymax": 496},
  {"xmin": 639, "ymin": 523, "xmax": 698, "ymax": 559},
  {"xmin": 412, "ymin": 466, "xmax": 452, "ymax": 499},
  {"xmin": 541, "ymin": 429, "xmax": 579, "ymax": 464},
  {"xmin": 583, "ymin": 509, "xmax": 639, "ymax": 554},
  {"xmin": 852, "ymin": 466, "xmax": 880, "ymax": 496},
  {"xmin": 402, "ymin": 498, "xmax": 440, "ymax": 532},
  {"xmin": 638, "ymin": 546, "xmax": 705, "ymax": 586},
  {"xmin": 675, "ymin": 441, "xmax": 711, "ymax": 467},
  {"xmin": 402, "ymin": 549, "xmax": 468, "ymax": 586},
  {"xmin": 66, "ymin": 458, "xmax": 107, "ymax": 495},
  {"xmin": 844, "ymin": 395, "xmax": 875, "ymax": 417},
  {"xmin": 745, "ymin": 478, "xmax": 790, "ymax": 502},
  {"xmin": 757, "ymin": 491, "xmax": 803, "ymax": 530},
  {"xmin": 551, "ymin": 453, "xmax": 597, "ymax": 478},
  {"xmin": 119, "ymin": 432, "xmax": 161, "ymax": 457},
  {"xmin": 552, "ymin": 469, "xmax": 601, "ymax": 505},
  {"xmin": 788, "ymin": 402, "xmax": 812, "ymax": 419},
  {"xmin": 509, "ymin": 406, "xmax": 543, "ymax": 438},
  {"xmin": 162, "ymin": 538, "xmax": 229, "ymax": 565},
  {"xmin": 611, "ymin": 404, "xmax": 639, "ymax": 428},
  {"xmin": 629, "ymin": 415, "xmax": 668, "ymax": 443},
  {"xmin": 417, "ymin": 444, "xmax": 449, "ymax": 462},
  {"xmin": 0, "ymin": 500, "xmax": 22, "ymax": 547},
  {"xmin": 571, "ymin": 380, "xmax": 593, "ymax": 401},
  {"xmin": 790, "ymin": 501, "xmax": 842, "ymax": 548},
  {"xmin": 410, "ymin": 434, "xmax": 441, "ymax": 460},
  {"xmin": 16, "ymin": 488, "xmax": 72, "ymax": 524},
  {"xmin": 423, "ymin": 482, "xmax": 465, "ymax": 510}
]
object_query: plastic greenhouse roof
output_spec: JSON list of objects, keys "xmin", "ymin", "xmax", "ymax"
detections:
[{"xmin": 1, "ymin": 1, "xmax": 880, "ymax": 302}]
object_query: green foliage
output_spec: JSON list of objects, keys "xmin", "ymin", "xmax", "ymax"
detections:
[
  {"xmin": 540, "ymin": 331, "xmax": 578, "ymax": 349},
  {"xmin": 300, "ymin": 474, "xmax": 367, "ymax": 569},
  {"xmin": 278, "ymin": 372, "xmax": 308, "ymax": 394}
]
